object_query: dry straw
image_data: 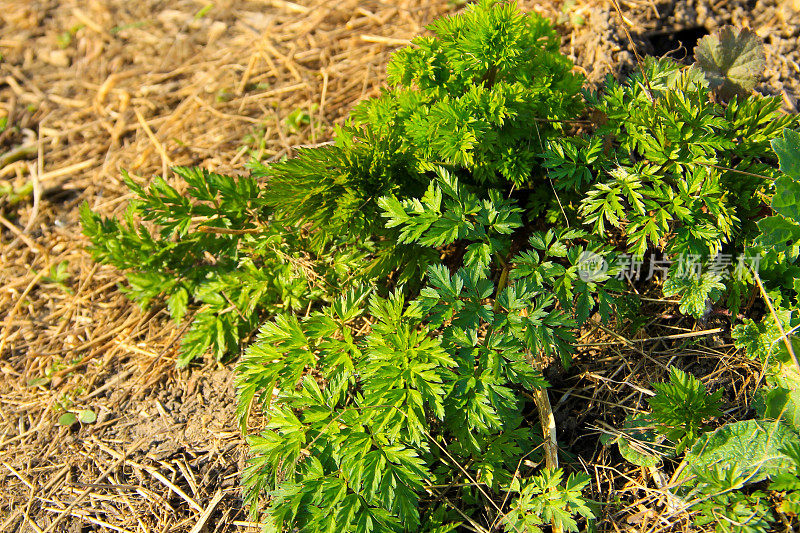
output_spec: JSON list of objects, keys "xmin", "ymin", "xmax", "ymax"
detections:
[{"xmin": 1, "ymin": 0, "xmax": 798, "ymax": 531}]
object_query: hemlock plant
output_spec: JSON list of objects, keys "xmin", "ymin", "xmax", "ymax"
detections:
[{"xmin": 80, "ymin": 0, "xmax": 800, "ymax": 530}]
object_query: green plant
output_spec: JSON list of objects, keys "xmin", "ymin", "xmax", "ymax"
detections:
[
  {"xmin": 648, "ymin": 366, "xmax": 723, "ymax": 454},
  {"xmin": 84, "ymin": 5, "xmax": 603, "ymax": 526},
  {"xmin": 81, "ymin": 167, "xmax": 366, "ymax": 366},
  {"xmin": 39, "ymin": 260, "xmax": 73, "ymax": 294},
  {"xmin": 752, "ymin": 129, "xmax": 800, "ymax": 305},
  {"xmin": 599, "ymin": 412, "xmax": 674, "ymax": 467},
  {"xmin": 286, "ymin": 106, "xmax": 317, "ymax": 132},
  {"xmin": 252, "ymin": 0, "xmax": 584, "ymax": 275},
  {"xmin": 237, "ymin": 167, "xmax": 609, "ymax": 530},
  {"xmin": 692, "ymin": 26, "xmax": 765, "ymax": 100},
  {"xmin": 584, "ymin": 56, "xmax": 792, "ymax": 254},
  {"xmin": 691, "ymin": 466, "xmax": 774, "ymax": 533},
  {"xmin": 668, "ymin": 125, "xmax": 800, "ymax": 528},
  {"xmin": 770, "ymin": 442, "xmax": 800, "ymax": 520},
  {"xmin": 699, "ymin": 320, "xmax": 800, "ymax": 531},
  {"xmin": 79, "ymin": 1, "xmax": 800, "ymax": 530},
  {"xmin": 195, "ymin": 3, "xmax": 213, "ymax": 19},
  {"xmin": 550, "ymin": 54, "xmax": 797, "ymax": 316},
  {"xmin": 0, "ymin": 180, "xmax": 33, "ymax": 210},
  {"xmin": 501, "ymin": 468, "xmax": 595, "ymax": 532},
  {"xmin": 58, "ymin": 409, "xmax": 97, "ymax": 427}
]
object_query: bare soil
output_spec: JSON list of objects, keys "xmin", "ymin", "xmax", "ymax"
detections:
[{"xmin": 1, "ymin": 1, "xmax": 798, "ymax": 531}]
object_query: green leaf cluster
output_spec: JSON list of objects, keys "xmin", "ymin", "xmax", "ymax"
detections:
[
  {"xmin": 543, "ymin": 51, "xmax": 797, "ymax": 315},
  {"xmin": 237, "ymin": 282, "xmax": 595, "ymax": 532},
  {"xmin": 648, "ymin": 366, "xmax": 723, "ymax": 454},
  {"xmin": 375, "ymin": 0, "xmax": 583, "ymax": 186},
  {"xmin": 502, "ymin": 468, "xmax": 595, "ymax": 532},
  {"xmin": 690, "ymin": 465, "xmax": 775, "ymax": 533},
  {"xmin": 237, "ymin": 166, "xmax": 607, "ymax": 529},
  {"xmin": 683, "ymin": 294, "xmax": 800, "ymax": 530},
  {"xmin": 81, "ymin": 167, "xmax": 366, "ymax": 365},
  {"xmin": 755, "ymin": 129, "xmax": 800, "ymax": 303},
  {"xmin": 572, "ymin": 57, "xmax": 795, "ymax": 261},
  {"xmin": 256, "ymin": 0, "xmax": 583, "ymax": 251},
  {"xmin": 78, "ymin": 1, "xmax": 800, "ymax": 530}
]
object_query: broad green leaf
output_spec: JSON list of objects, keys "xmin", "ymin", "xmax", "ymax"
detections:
[
  {"xmin": 78, "ymin": 409, "xmax": 97, "ymax": 424},
  {"xmin": 755, "ymin": 216, "xmax": 800, "ymax": 251},
  {"xmin": 605, "ymin": 413, "xmax": 665, "ymax": 467},
  {"xmin": 679, "ymin": 419, "xmax": 797, "ymax": 486},
  {"xmin": 772, "ymin": 176, "xmax": 800, "ymax": 222},
  {"xmin": 693, "ymin": 26, "xmax": 765, "ymax": 98},
  {"xmin": 757, "ymin": 356, "xmax": 800, "ymax": 432},
  {"xmin": 58, "ymin": 413, "xmax": 77, "ymax": 426},
  {"xmin": 756, "ymin": 386, "xmax": 800, "ymax": 433},
  {"xmin": 771, "ymin": 129, "xmax": 800, "ymax": 181}
]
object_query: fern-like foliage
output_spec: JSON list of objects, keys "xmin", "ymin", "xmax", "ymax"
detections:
[
  {"xmin": 237, "ymin": 170, "xmax": 606, "ymax": 530},
  {"xmin": 648, "ymin": 366, "xmax": 723, "ymax": 454},
  {"xmin": 258, "ymin": 0, "xmax": 583, "ymax": 249},
  {"xmin": 543, "ymin": 54, "xmax": 798, "ymax": 317},
  {"xmin": 502, "ymin": 469, "xmax": 596, "ymax": 533},
  {"xmin": 240, "ymin": 289, "xmax": 445, "ymax": 532},
  {"xmin": 691, "ymin": 466, "xmax": 774, "ymax": 533},
  {"xmin": 81, "ymin": 167, "xmax": 366, "ymax": 365},
  {"xmin": 662, "ymin": 258, "xmax": 726, "ymax": 318},
  {"xmin": 375, "ymin": 0, "xmax": 583, "ymax": 186},
  {"xmin": 574, "ymin": 57, "xmax": 796, "ymax": 261},
  {"xmin": 249, "ymin": 130, "xmax": 424, "ymax": 246}
]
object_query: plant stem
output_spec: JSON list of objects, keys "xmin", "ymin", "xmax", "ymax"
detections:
[
  {"xmin": 493, "ymin": 259, "xmax": 558, "ymax": 471},
  {"xmin": 491, "ymin": 254, "xmax": 561, "ymax": 531},
  {"xmin": 530, "ymin": 386, "xmax": 558, "ymax": 472},
  {"xmin": 479, "ymin": 64, "xmax": 498, "ymax": 89},
  {"xmin": 529, "ymin": 380, "xmax": 561, "ymax": 533},
  {"xmin": 198, "ymin": 226, "xmax": 261, "ymax": 235},
  {"xmin": 493, "ymin": 264, "xmax": 509, "ymax": 313}
]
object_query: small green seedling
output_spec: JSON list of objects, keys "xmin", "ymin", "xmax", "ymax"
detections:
[{"xmin": 58, "ymin": 409, "xmax": 97, "ymax": 427}]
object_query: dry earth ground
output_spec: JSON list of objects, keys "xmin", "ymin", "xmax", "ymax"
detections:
[{"xmin": 1, "ymin": 1, "xmax": 798, "ymax": 532}]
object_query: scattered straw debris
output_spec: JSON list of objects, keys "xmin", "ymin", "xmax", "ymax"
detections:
[
  {"xmin": 1, "ymin": 0, "xmax": 798, "ymax": 531},
  {"xmin": 0, "ymin": 1, "xmax": 454, "ymax": 530}
]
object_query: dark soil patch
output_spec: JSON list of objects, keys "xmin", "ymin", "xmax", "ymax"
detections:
[{"xmin": 553, "ymin": 0, "xmax": 799, "ymax": 109}]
